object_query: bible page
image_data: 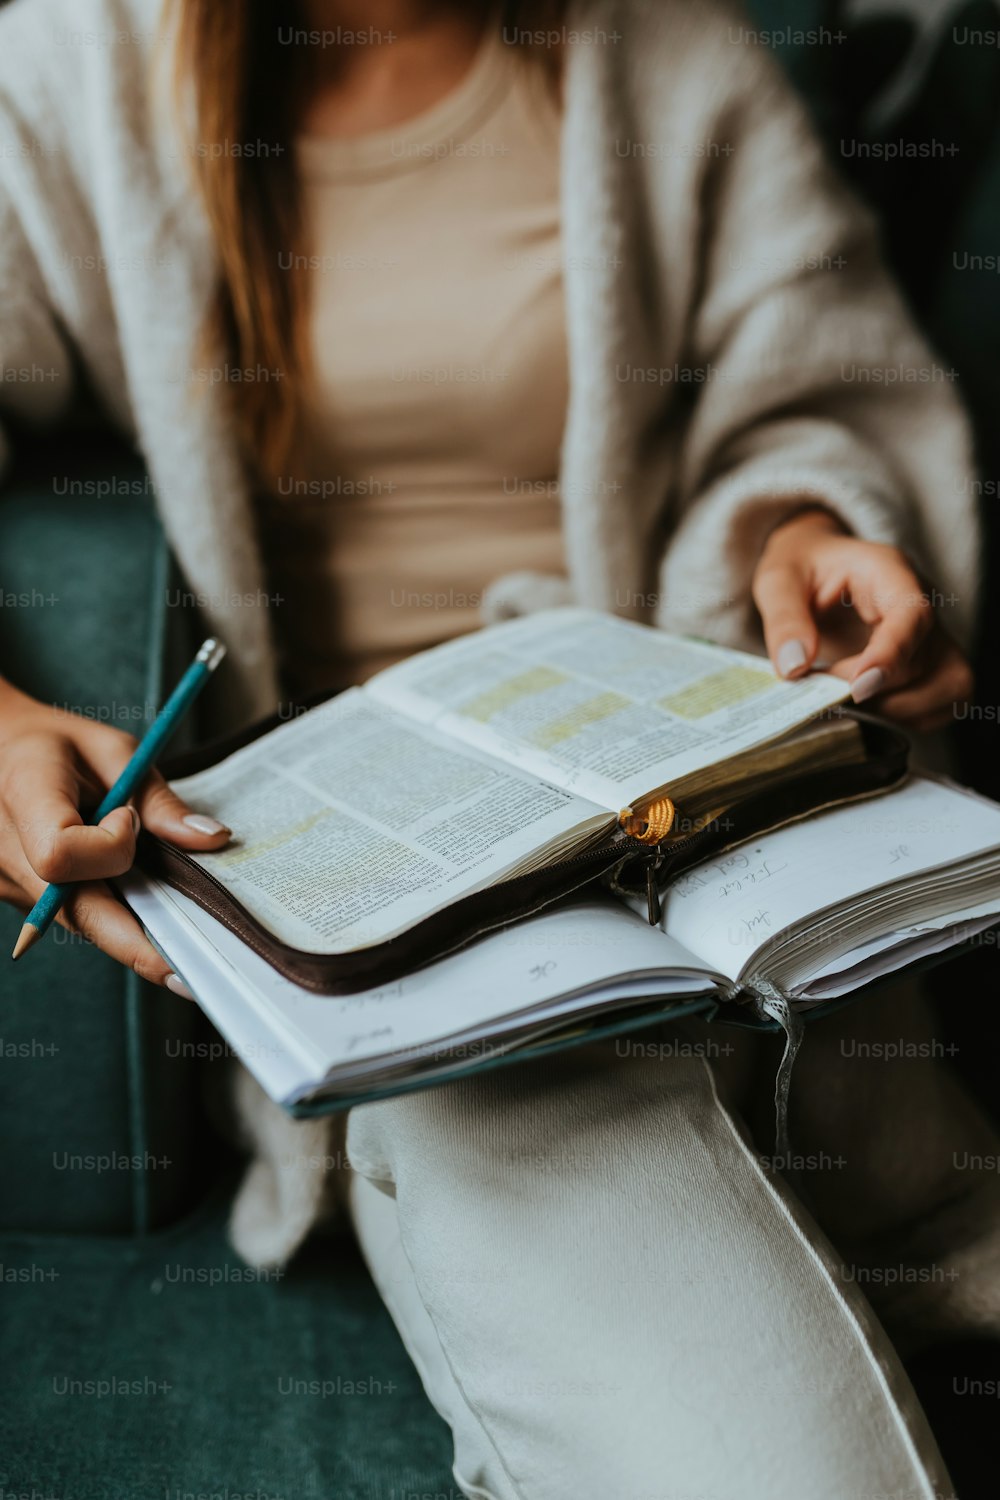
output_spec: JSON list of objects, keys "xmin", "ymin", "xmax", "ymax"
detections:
[
  {"xmin": 168, "ymin": 690, "xmax": 609, "ymax": 953},
  {"xmin": 363, "ymin": 608, "xmax": 849, "ymax": 809}
]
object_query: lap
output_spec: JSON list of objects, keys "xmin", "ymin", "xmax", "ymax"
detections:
[{"xmin": 346, "ymin": 1039, "xmax": 950, "ymax": 1500}]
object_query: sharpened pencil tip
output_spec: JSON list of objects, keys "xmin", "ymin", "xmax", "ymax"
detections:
[{"xmin": 11, "ymin": 923, "xmax": 42, "ymax": 961}]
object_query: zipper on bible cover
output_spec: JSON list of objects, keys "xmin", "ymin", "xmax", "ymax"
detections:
[
  {"xmin": 617, "ymin": 796, "xmax": 677, "ymax": 926},
  {"xmin": 143, "ymin": 711, "xmax": 911, "ymax": 989}
]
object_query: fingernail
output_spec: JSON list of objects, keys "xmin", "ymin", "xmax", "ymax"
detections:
[
  {"xmin": 850, "ymin": 667, "xmax": 885, "ymax": 704},
  {"xmin": 165, "ymin": 973, "xmax": 197, "ymax": 1001},
  {"xmin": 129, "ymin": 806, "xmax": 141, "ymax": 836},
  {"xmin": 776, "ymin": 639, "xmax": 808, "ymax": 678},
  {"xmin": 182, "ymin": 814, "xmax": 230, "ymax": 836}
]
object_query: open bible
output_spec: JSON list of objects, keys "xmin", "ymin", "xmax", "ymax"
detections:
[
  {"xmin": 121, "ymin": 776, "xmax": 1000, "ymax": 1115},
  {"xmin": 139, "ymin": 609, "xmax": 909, "ymax": 991}
]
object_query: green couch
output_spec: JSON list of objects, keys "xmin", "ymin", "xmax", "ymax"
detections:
[
  {"xmin": 2, "ymin": 3, "xmax": 999, "ymax": 1494},
  {"xmin": 0, "ymin": 438, "xmax": 456, "ymax": 1498}
]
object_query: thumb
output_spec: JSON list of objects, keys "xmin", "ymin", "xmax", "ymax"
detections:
[
  {"xmin": 133, "ymin": 769, "xmax": 232, "ymax": 849},
  {"xmin": 83, "ymin": 729, "xmax": 232, "ymax": 850},
  {"xmin": 751, "ymin": 559, "xmax": 820, "ymax": 680}
]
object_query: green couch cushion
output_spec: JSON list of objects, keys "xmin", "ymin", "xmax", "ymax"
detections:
[
  {"xmin": 0, "ymin": 439, "xmax": 208, "ymax": 1235},
  {"xmin": 0, "ymin": 1185, "xmax": 455, "ymax": 1498}
]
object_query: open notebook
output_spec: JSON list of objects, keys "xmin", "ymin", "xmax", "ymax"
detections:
[{"xmin": 121, "ymin": 775, "xmax": 1000, "ymax": 1117}]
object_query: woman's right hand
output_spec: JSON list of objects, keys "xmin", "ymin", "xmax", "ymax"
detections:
[{"xmin": 0, "ymin": 679, "xmax": 231, "ymax": 994}]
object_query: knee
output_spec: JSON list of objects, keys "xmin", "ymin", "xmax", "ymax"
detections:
[{"xmin": 345, "ymin": 1044, "xmax": 726, "ymax": 1208}]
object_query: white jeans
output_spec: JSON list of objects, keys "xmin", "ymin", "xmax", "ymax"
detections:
[{"xmin": 346, "ymin": 1026, "xmax": 960, "ymax": 1500}]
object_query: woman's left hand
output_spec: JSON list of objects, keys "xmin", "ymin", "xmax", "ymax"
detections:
[{"xmin": 751, "ymin": 507, "xmax": 973, "ymax": 733}]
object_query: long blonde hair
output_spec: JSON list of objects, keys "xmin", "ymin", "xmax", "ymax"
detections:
[{"xmin": 171, "ymin": 1, "xmax": 567, "ymax": 483}]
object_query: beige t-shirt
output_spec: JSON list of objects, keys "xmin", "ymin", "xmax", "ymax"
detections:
[{"xmin": 259, "ymin": 32, "xmax": 568, "ymax": 697}]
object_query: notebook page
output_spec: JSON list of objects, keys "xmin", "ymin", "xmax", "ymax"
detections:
[
  {"xmin": 795, "ymin": 906, "xmax": 1000, "ymax": 1001},
  {"xmin": 242, "ymin": 900, "xmax": 714, "ymax": 1070},
  {"xmin": 659, "ymin": 778, "xmax": 1000, "ymax": 982},
  {"xmin": 364, "ymin": 608, "xmax": 848, "ymax": 809},
  {"xmin": 121, "ymin": 873, "xmax": 716, "ymax": 1104},
  {"xmin": 170, "ymin": 690, "xmax": 607, "ymax": 953},
  {"xmin": 120, "ymin": 876, "xmax": 315, "ymax": 1105}
]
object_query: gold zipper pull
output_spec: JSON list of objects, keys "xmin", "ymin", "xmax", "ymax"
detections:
[{"xmin": 618, "ymin": 796, "xmax": 676, "ymax": 845}]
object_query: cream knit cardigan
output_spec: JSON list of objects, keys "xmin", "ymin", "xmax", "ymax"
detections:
[{"xmin": 0, "ymin": 0, "xmax": 979, "ymax": 1264}]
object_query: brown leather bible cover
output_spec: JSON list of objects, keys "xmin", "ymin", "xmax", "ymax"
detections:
[{"xmin": 139, "ymin": 706, "xmax": 910, "ymax": 994}]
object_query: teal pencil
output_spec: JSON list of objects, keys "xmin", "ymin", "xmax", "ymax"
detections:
[{"xmin": 11, "ymin": 637, "xmax": 226, "ymax": 961}]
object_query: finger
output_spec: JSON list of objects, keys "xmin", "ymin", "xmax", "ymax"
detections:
[
  {"xmin": 752, "ymin": 561, "xmax": 820, "ymax": 679},
  {"xmin": 827, "ymin": 576, "xmax": 934, "ymax": 703},
  {"xmin": 60, "ymin": 884, "xmax": 195, "ymax": 996},
  {"xmin": 875, "ymin": 645, "xmax": 973, "ymax": 726},
  {"xmin": 12, "ymin": 864, "xmax": 191, "ymax": 994},
  {"xmin": 82, "ymin": 736, "xmax": 231, "ymax": 848},
  {"xmin": 134, "ymin": 769, "xmax": 232, "ymax": 848},
  {"xmin": 5, "ymin": 752, "xmax": 140, "ymax": 885}
]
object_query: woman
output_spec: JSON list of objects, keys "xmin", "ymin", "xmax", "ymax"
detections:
[{"xmin": 0, "ymin": 0, "xmax": 995, "ymax": 1494}]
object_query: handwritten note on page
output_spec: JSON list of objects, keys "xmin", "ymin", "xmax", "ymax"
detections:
[{"xmin": 659, "ymin": 778, "xmax": 1000, "ymax": 982}]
